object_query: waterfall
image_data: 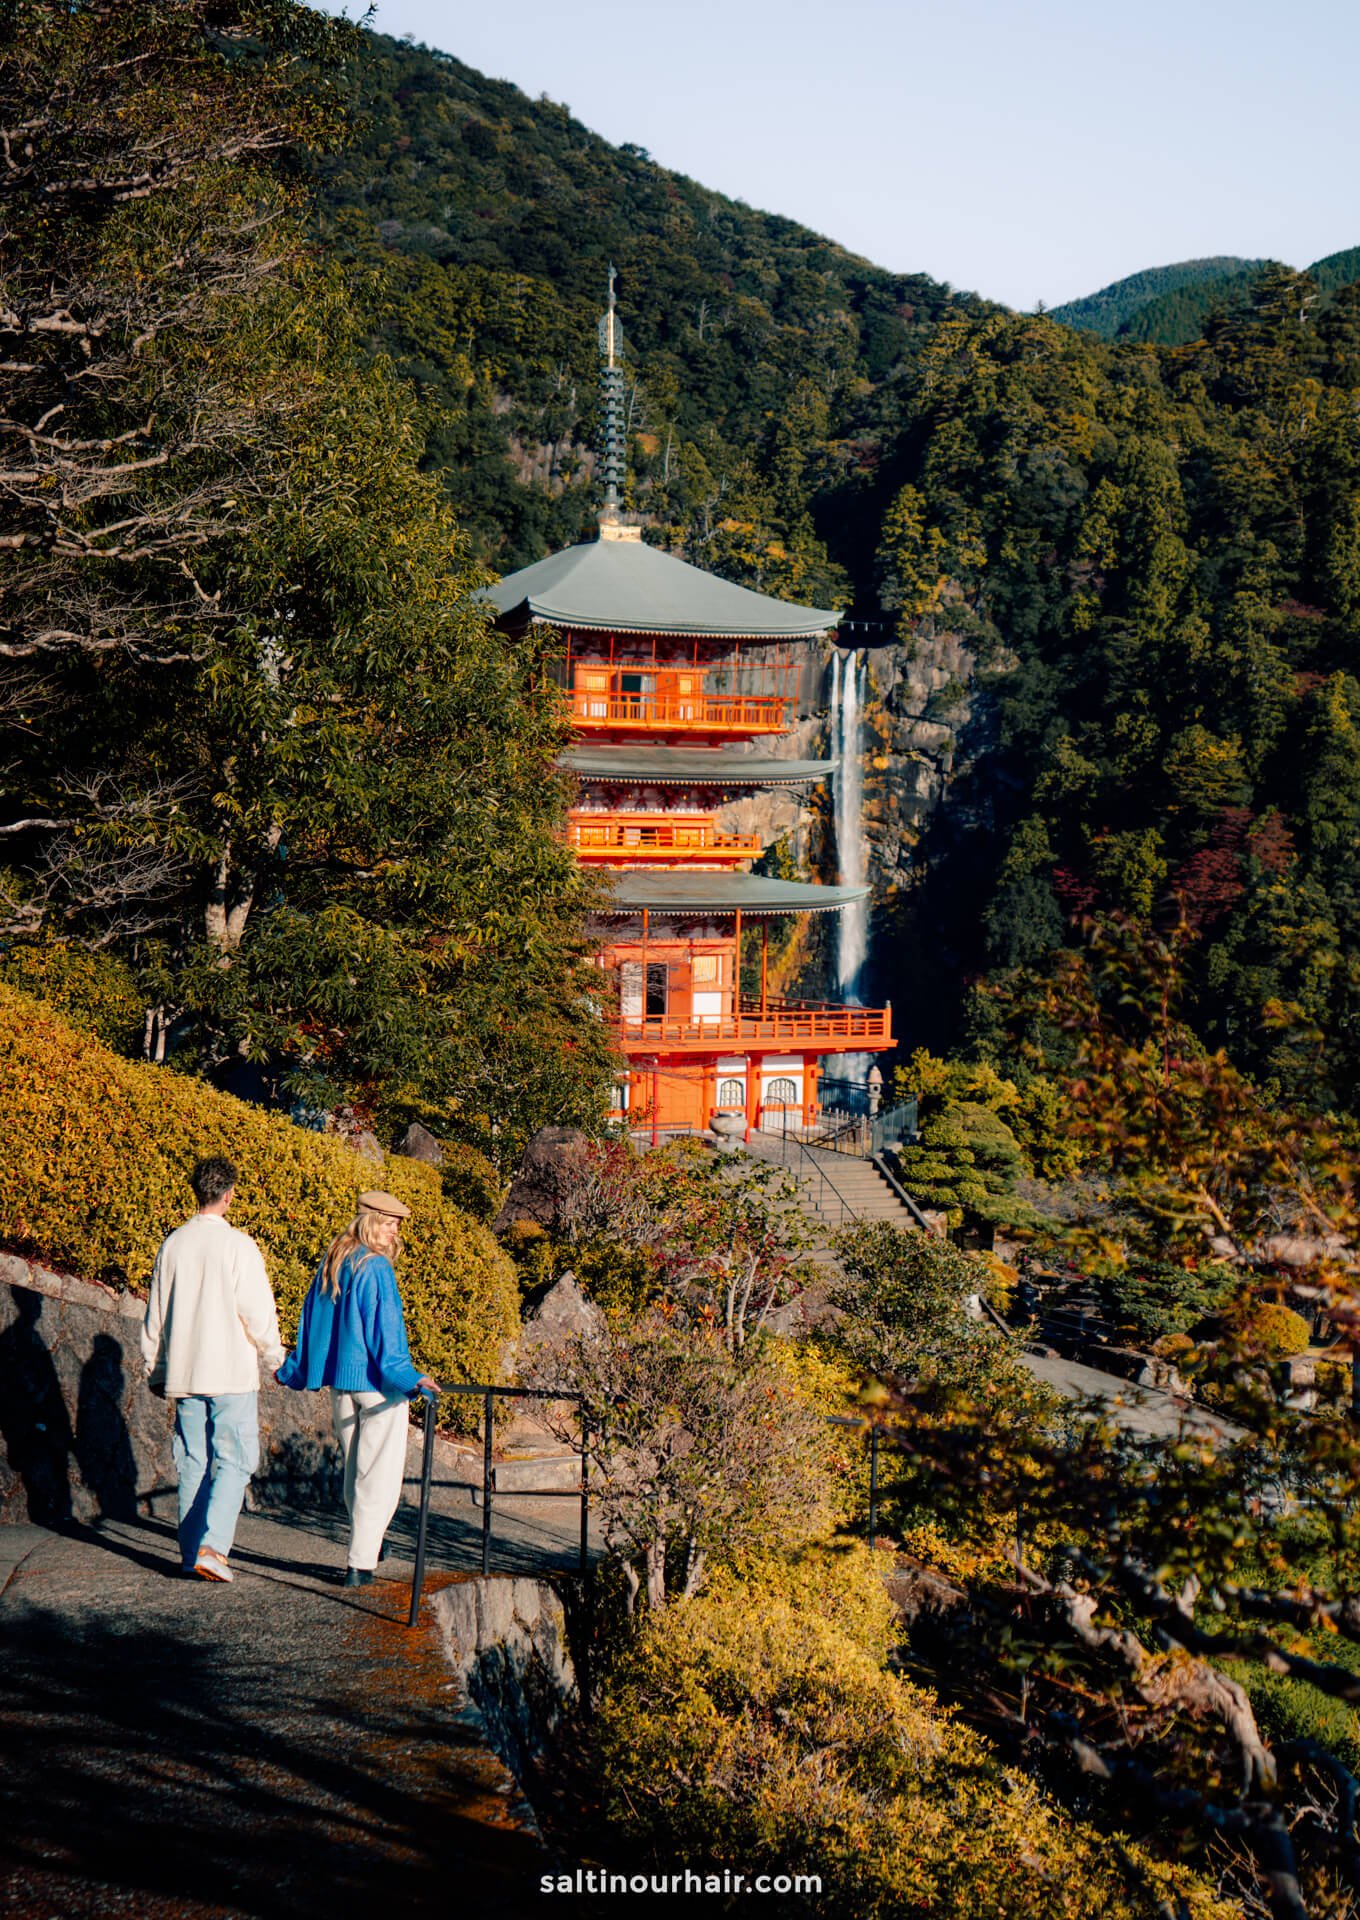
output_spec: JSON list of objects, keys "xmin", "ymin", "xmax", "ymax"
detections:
[{"xmin": 832, "ymin": 648, "xmax": 868, "ymax": 1000}]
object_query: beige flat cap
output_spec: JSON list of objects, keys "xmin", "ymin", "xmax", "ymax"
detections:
[{"xmin": 358, "ymin": 1189, "xmax": 412, "ymax": 1220}]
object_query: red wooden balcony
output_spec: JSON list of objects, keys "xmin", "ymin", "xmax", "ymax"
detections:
[
  {"xmin": 571, "ymin": 690, "xmax": 790, "ymax": 734},
  {"xmin": 568, "ymin": 816, "xmax": 763, "ymax": 863},
  {"xmin": 611, "ymin": 995, "xmax": 893, "ymax": 1055},
  {"xmin": 569, "ymin": 663, "xmax": 794, "ymax": 736}
]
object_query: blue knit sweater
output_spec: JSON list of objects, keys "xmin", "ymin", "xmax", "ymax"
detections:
[{"xmin": 276, "ymin": 1249, "xmax": 423, "ymax": 1397}]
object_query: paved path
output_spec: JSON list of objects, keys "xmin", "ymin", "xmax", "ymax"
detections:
[
  {"xmin": 1021, "ymin": 1350, "xmax": 1245, "ymax": 1445},
  {"xmin": 0, "ymin": 1501, "xmax": 578, "ymax": 1920}
]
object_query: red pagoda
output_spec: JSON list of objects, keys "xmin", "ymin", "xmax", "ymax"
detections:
[{"xmin": 486, "ymin": 274, "xmax": 893, "ymax": 1136}]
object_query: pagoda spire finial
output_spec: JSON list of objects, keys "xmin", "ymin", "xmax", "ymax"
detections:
[{"xmin": 597, "ymin": 264, "xmax": 626, "ymax": 516}]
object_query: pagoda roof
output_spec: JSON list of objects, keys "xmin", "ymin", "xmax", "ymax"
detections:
[
  {"xmin": 485, "ymin": 531, "xmax": 841, "ymax": 639},
  {"xmin": 596, "ymin": 871, "xmax": 867, "ymax": 918},
  {"xmin": 561, "ymin": 745, "xmax": 832, "ymax": 788}
]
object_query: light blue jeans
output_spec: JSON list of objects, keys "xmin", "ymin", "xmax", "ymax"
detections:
[{"xmin": 172, "ymin": 1392, "xmax": 259, "ymax": 1566}]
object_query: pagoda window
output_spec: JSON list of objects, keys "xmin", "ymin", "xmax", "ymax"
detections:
[
  {"xmin": 765, "ymin": 1077, "xmax": 799, "ymax": 1106},
  {"xmin": 717, "ymin": 1078, "xmax": 744, "ymax": 1108},
  {"xmin": 620, "ymin": 960, "xmax": 669, "ymax": 1019},
  {"xmin": 692, "ymin": 955, "xmax": 721, "ymax": 984}
]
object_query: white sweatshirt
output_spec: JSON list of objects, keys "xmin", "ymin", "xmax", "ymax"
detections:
[{"xmin": 141, "ymin": 1212, "xmax": 285, "ymax": 1397}]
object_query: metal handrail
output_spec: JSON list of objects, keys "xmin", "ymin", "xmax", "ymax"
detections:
[
  {"xmin": 407, "ymin": 1382, "xmax": 590, "ymax": 1627},
  {"xmin": 868, "ymin": 1153, "xmax": 933, "ymax": 1232},
  {"xmin": 406, "ymin": 1384, "xmax": 910, "ymax": 1624},
  {"xmin": 754, "ymin": 1122, "xmax": 864, "ymax": 1227}
]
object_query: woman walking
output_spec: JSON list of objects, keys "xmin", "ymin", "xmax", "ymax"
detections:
[{"xmin": 277, "ymin": 1190, "xmax": 439, "ymax": 1586}]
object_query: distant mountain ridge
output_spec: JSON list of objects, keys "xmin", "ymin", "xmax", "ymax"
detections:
[
  {"xmin": 1052, "ymin": 249, "xmax": 1360, "ymax": 346},
  {"xmin": 1049, "ymin": 258, "xmax": 1265, "ymax": 337}
]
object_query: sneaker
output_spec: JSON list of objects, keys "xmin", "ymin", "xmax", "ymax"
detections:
[
  {"xmin": 342, "ymin": 1567, "xmax": 374, "ymax": 1588},
  {"xmin": 195, "ymin": 1548, "xmax": 234, "ymax": 1583}
]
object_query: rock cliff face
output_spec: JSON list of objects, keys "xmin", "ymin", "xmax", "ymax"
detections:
[
  {"xmin": 433, "ymin": 1578, "xmax": 577, "ymax": 1783},
  {"xmin": 858, "ymin": 632, "xmax": 982, "ymax": 896},
  {"xmin": 710, "ymin": 632, "xmax": 982, "ymax": 1004}
]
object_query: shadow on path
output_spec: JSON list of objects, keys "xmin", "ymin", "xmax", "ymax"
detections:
[{"xmin": 0, "ymin": 1520, "xmax": 552, "ymax": 1919}]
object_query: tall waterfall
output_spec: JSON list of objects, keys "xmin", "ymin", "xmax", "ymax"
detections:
[{"xmin": 831, "ymin": 648, "xmax": 869, "ymax": 1000}]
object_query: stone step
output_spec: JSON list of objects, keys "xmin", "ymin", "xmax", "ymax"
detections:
[{"xmin": 491, "ymin": 1454, "xmax": 581, "ymax": 1494}]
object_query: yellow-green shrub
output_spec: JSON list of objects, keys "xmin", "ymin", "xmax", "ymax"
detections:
[
  {"xmin": 0, "ymin": 941, "xmax": 144, "ymax": 1054},
  {"xmin": 1317, "ymin": 1358, "xmax": 1353, "ymax": 1404},
  {"xmin": 1224, "ymin": 1298, "xmax": 1312, "ymax": 1359},
  {"xmin": 437, "ymin": 1141, "xmax": 504, "ymax": 1223},
  {"xmin": 0, "ymin": 982, "xmax": 518, "ymax": 1384},
  {"xmin": 594, "ymin": 1548, "xmax": 1235, "ymax": 1920}
]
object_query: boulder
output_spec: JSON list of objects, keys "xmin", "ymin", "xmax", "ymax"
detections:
[
  {"xmin": 394, "ymin": 1120, "xmax": 444, "ymax": 1167},
  {"xmin": 518, "ymin": 1274, "xmax": 606, "ymax": 1362},
  {"xmin": 493, "ymin": 1126, "xmax": 591, "ymax": 1235}
]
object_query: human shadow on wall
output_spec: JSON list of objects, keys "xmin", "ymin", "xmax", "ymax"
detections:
[
  {"xmin": 0, "ymin": 1288, "xmax": 73, "ymax": 1525},
  {"xmin": 75, "ymin": 1334, "xmax": 138, "ymax": 1521}
]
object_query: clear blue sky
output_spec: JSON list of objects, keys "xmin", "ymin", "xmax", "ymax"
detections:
[{"xmin": 340, "ymin": 0, "xmax": 1360, "ymax": 310}]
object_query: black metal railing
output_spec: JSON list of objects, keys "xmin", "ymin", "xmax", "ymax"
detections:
[
  {"xmin": 407, "ymin": 1390, "xmax": 904, "ymax": 1627},
  {"xmin": 816, "ymin": 1100, "xmax": 918, "ymax": 1159},
  {"xmin": 827, "ymin": 1413, "xmax": 884, "ymax": 1549},
  {"xmin": 408, "ymin": 1384, "xmax": 590, "ymax": 1626},
  {"xmin": 754, "ymin": 1123, "xmax": 863, "ymax": 1225}
]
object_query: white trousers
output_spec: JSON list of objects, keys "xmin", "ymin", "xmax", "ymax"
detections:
[{"xmin": 330, "ymin": 1389, "xmax": 409, "ymax": 1571}]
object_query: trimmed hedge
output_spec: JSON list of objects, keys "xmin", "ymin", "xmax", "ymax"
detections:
[{"xmin": 0, "ymin": 981, "xmax": 518, "ymax": 1385}]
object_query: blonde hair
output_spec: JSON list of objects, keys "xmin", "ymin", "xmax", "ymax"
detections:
[{"xmin": 320, "ymin": 1207, "xmax": 401, "ymax": 1297}]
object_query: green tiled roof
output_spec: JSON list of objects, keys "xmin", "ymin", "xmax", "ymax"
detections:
[
  {"xmin": 485, "ymin": 533, "xmax": 841, "ymax": 639},
  {"xmin": 598, "ymin": 871, "xmax": 867, "ymax": 917},
  {"xmin": 561, "ymin": 746, "xmax": 832, "ymax": 788}
]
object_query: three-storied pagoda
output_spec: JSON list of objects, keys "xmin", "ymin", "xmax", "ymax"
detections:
[{"xmin": 486, "ymin": 274, "xmax": 893, "ymax": 1136}]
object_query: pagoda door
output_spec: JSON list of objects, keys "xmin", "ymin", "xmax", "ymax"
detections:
[
  {"xmin": 667, "ymin": 956, "xmax": 693, "ymax": 1027},
  {"xmin": 653, "ymin": 1061, "xmax": 705, "ymax": 1131}
]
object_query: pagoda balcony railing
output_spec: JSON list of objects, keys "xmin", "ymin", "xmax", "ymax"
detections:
[
  {"xmin": 568, "ymin": 820, "xmax": 764, "ymax": 861},
  {"xmin": 571, "ymin": 692, "xmax": 790, "ymax": 734},
  {"xmin": 612, "ymin": 996, "xmax": 893, "ymax": 1054}
]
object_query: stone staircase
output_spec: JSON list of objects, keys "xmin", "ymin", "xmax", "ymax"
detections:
[{"xmin": 742, "ymin": 1132, "xmax": 924, "ymax": 1262}]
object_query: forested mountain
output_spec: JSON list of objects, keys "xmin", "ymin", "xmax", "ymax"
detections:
[
  {"xmin": 315, "ymin": 34, "xmax": 981, "ymax": 592},
  {"xmin": 1311, "ymin": 243, "xmax": 1360, "ymax": 295},
  {"xmin": 1055, "ymin": 247, "xmax": 1360, "ymax": 347},
  {"xmin": 1048, "ymin": 257, "xmax": 1262, "ymax": 337},
  {"xmin": 877, "ymin": 276, "xmax": 1360, "ymax": 1111},
  {"xmin": 7, "ymin": 12, "xmax": 1360, "ymax": 1137},
  {"xmin": 1111, "ymin": 261, "xmax": 1279, "ymax": 344},
  {"xmin": 311, "ymin": 34, "xmax": 1360, "ymax": 1116}
]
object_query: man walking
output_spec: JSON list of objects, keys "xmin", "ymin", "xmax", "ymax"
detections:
[{"xmin": 142, "ymin": 1156, "xmax": 284, "ymax": 1582}]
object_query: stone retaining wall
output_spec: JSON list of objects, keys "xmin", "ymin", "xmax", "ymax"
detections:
[
  {"xmin": 0, "ymin": 1251, "xmax": 342, "ymax": 1526},
  {"xmin": 433, "ymin": 1577, "xmax": 577, "ymax": 1781}
]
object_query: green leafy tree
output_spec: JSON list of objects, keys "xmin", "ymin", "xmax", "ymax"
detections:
[
  {"xmin": 859, "ymin": 927, "xmax": 1360, "ymax": 1918},
  {"xmin": 0, "ymin": 1, "xmax": 613, "ymax": 1154}
]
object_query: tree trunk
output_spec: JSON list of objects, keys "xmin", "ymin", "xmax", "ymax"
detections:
[
  {"xmin": 644, "ymin": 1537, "xmax": 666, "ymax": 1610},
  {"xmin": 142, "ymin": 1001, "xmax": 172, "ymax": 1063},
  {"xmin": 203, "ymin": 826, "xmax": 279, "ymax": 957},
  {"xmin": 680, "ymin": 1540, "xmax": 706, "ymax": 1599}
]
